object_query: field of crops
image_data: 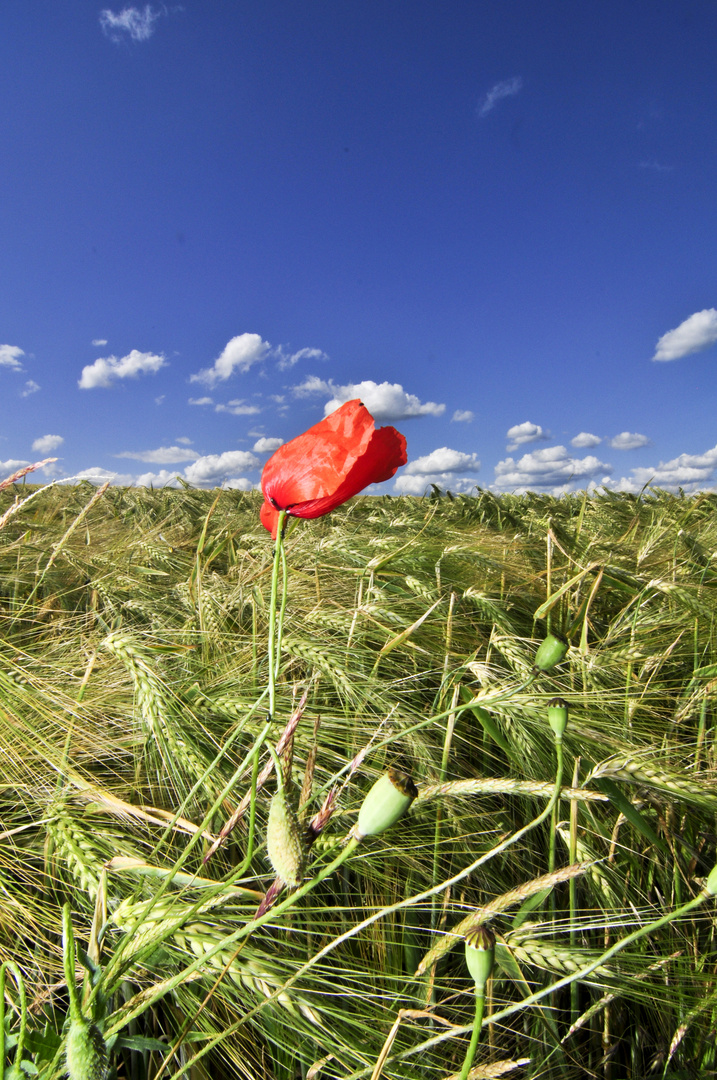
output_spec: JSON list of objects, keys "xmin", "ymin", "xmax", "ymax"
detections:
[{"xmin": 1, "ymin": 480, "xmax": 717, "ymax": 1080}]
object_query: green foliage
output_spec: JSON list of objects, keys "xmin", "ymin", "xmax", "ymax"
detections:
[{"xmin": 1, "ymin": 482, "xmax": 717, "ymax": 1078}]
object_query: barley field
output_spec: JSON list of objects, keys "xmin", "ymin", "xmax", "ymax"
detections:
[{"xmin": 1, "ymin": 480, "xmax": 717, "ymax": 1080}]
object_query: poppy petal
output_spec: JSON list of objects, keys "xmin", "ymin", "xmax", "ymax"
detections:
[{"xmin": 259, "ymin": 398, "xmax": 407, "ymax": 532}]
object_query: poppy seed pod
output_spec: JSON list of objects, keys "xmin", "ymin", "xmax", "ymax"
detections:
[
  {"xmin": 266, "ymin": 789, "xmax": 306, "ymax": 887},
  {"xmin": 464, "ymin": 925, "xmax": 495, "ymax": 989},
  {"xmin": 533, "ymin": 632, "xmax": 568, "ymax": 672},
  {"xmin": 260, "ymin": 399, "xmax": 407, "ymax": 537},
  {"xmin": 547, "ymin": 697, "xmax": 569, "ymax": 738},
  {"xmin": 356, "ymin": 768, "xmax": 418, "ymax": 839},
  {"xmin": 705, "ymin": 864, "xmax": 717, "ymax": 895},
  {"xmin": 65, "ymin": 1017, "xmax": 109, "ymax": 1080}
]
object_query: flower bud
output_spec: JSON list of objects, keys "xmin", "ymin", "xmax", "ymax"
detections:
[
  {"xmin": 547, "ymin": 697, "xmax": 569, "ymax": 738},
  {"xmin": 705, "ymin": 864, "xmax": 717, "ymax": 895},
  {"xmin": 464, "ymin": 925, "xmax": 495, "ymax": 989},
  {"xmin": 266, "ymin": 789, "xmax": 306, "ymax": 887},
  {"xmin": 533, "ymin": 632, "xmax": 568, "ymax": 672},
  {"xmin": 356, "ymin": 768, "xmax": 418, "ymax": 839},
  {"xmin": 66, "ymin": 1017, "xmax": 109, "ymax": 1080}
]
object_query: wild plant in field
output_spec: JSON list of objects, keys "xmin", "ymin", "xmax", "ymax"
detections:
[{"xmin": 2, "ymin": 454, "xmax": 717, "ymax": 1079}]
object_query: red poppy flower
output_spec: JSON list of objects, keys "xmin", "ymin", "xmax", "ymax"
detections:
[{"xmin": 260, "ymin": 399, "xmax": 407, "ymax": 536}]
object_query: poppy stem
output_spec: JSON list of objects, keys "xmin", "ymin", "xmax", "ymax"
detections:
[{"xmin": 267, "ymin": 510, "xmax": 287, "ymax": 719}]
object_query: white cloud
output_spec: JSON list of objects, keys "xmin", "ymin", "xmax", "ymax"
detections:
[
  {"xmin": 291, "ymin": 375, "xmax": 332, "ymax": 398},
  {"xmin": 190, "ymin": 333, "xmax": 270, "ymax": 387},
  {"xmin": 252, "ymin": 437, "xmax": 284, "ymax": 453},
  {"xmin": 92, "ymin": 339, "xmax": 108, "ymax": 347},
  {"xmin": 405, "ymin": 448, "xmax": 479, "ymax": 475},
  {"xmin": 652, "ymin": 308, "xmax": 717, "ymax": 362},
  {"xmin": 135, "ymin": 469, "xmax": 183, "ymax": 488},
  {"xmin": 609, "ymin": 431, "xmax": 652, "ymax": 451},
  {"xmin": 188, "ymin": 396, "xmax": 213, "ymax": 406},
  {"xmin": 115, "ymin": 445, "xmax": 201, "ymax": 464},
  {"xmin": 571, "ymin": 432, "xmax": 602, "ymax": 448},
  {"xmin": 79, "ymin": 349, "xmax": 167, "ymax": 389},
  {"xmin": 394, "ymin": 447, "xmax": 480, "ymax": 495},
  {"xmin": 100, "ymin": 5, "xmax": 162, "ymax": 42},
  {"xmin": 0, "ymin": 459, "xmax": 31, "ymax": 476},
  {"xmin": 73, "ymin": 468, "xmax": 135, "ymax": 486},
  {"xmin": 215, "ymin": 400, "xmax": 262, "ymax": 416},
  {"xmin": 451, "ymin": 409, "xmax": 474, "ymax": 423},
  {"xmin": 493, "ymin": 446, "xmax": 612, "ymax": 493},
  {"xmin": 21, "ymin": 380, "xmax": 40, "ymax": 397},
  {"xmin": 612, "ymin": 444, "xmax": 717, "ymax": 494},
  {"xmin": 183, "ymin": 451, "xmax": 260, "ymax": 487},
  {"xmin": 155, "ymin": 394, "xmax": 165, "ymax": 405},
  {"xmin": 221, "ymin": 477, "xmax": 254, "ymax": 491},
  {"xmin": 276, "ymin": 346, "xmax": 329, "ymax": 371},
  {"xmin": 0, "ymin": 344, "xmax": 24, "ymax": 370},
  {"xmin": 506, "ymin": 421, "xmax": 551, "ymax": 451},
  {"xmin": 32, "ymin": 435, "xmax": 64, "ymax": 454},
  {"xmin": 395, "ymin": 473, "xmax": 479, "ymax": 495},
  {"xmin": 175, "ymin": 436, "xmax": 193, "ymax": 445},
  {"xmin": 478, "ymin": 76, "xmax": 523, "ymax": 117},
  {"xmin": 291, "ymin": 377, "xmax": 444, "ymax": 421}
]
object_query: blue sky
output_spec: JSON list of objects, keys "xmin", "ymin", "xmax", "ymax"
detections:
[{"xmin": 2, "ymin": 1, "xmax": 717, "ymax": 495}]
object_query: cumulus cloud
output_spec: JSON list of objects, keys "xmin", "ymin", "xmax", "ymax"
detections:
[
  {"xmin": 0, "ymin": 459, "xmax": 31, "ymax": 477},
  {"xmin": 190, "ymin": 333, "xmax": 270, "ymax": 387},
  {"xmin": 609, "ymin": 431, "xmax": 652, "ymax": 450},
  {"xmin": 72, "ymin": 468, "xmax": 135, "ymax": 486},
  {"xmin": 21, "ymin": 381, "xmax": 40, "ymax": 397},
  {"xmin": 493, "ymin": 446, "xmax": 612, "ymax": 493},
  {"xmin": 291, "ymin": 376, "xmax": 444, "ymax": 421},
  {"xmin": 451, "ymin": 409, "xmax": 474, "ymax": 423},
  {"xmin": 0, "ymin": 344, "xmax": 24, "ymax": 370},
  {"xmin": 571, "ymin": 432, "xmax": 602, "ymax": 448},
  {"xmin": 175, "ymin": 437, "xmax": 193, "ymax": 445},
  {"xmin": 100, "ymin": 5, "xmax": 163, "ymax": 42},
  {"xmin": 215, "ymin": 399, "xmax": 262, "ymax": 416},
  {"xmin": 92, "ymin": 339, "xmax": 108, "ymax": 347},
  {"xmin": 184, "ymin": 451, "xmax": 260, "ymax": 487},
  {"xmin": 276, "ymin": 346, "xmax": 329, "ymax": 371},
  {"xmin": 394, "ymin": 446, "xmax": 480, "ymax": 495},
  {"xmin": 506, "ymin": 421, "xmax": 551, "ymax": 451},
  {"xmin": 134, "ymin": 469, "xmax": 182, "ymax": 488},
  {"xmin": 612, "ymin": 444, "xmax": 717, "ymax": 494},
  {"xmin": 79, "ymin": 349, "xmax": 167, "ymax": 389},
  {"xmin": 115, "ymin": 445, "xmax": 201, "ymax": 464},
  {"xmin": 478, "ymin": 76, "xmax": 523, "ymax": 117},
  {"xmin": 405, "ymin": 448, "xmax": 479, "ymax": 475},
  {"xmin": 32, "ymin": 435, "xmax": 64, "ymax": 454},
  {"xmin": 252, "ymin": 437, "xmax": 284, "ymax": 453},
  {"xmin": 188, "ymin": 396, "xmax": 213, "ymax": 406},
  {"xmin": 652, "ymin": 308, "xmax": 717, "ymax": 362}
]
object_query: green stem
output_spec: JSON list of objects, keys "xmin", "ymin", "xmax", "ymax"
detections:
[
  {"xmin": 459, "ymin": 988, "xmax": 486, "ymax": 1080},
  {"xmin": 267, "ymin": 510, "xmax": 287, "ymax": 719},
  {"xmin": 62, "ymin": 903, "xmax": 83, "ymax": 1024}
]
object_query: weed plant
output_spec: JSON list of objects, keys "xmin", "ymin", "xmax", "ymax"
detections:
[{"xmin": 1, "ymin": 480, "xmax": 717, "ymax": 1079}]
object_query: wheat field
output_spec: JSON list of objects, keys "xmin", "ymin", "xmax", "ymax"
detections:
[{"xmin": 1, "ymin": 480, "xmax": 717, "ymax": 1079}]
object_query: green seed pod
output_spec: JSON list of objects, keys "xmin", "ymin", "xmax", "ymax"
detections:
[
  {"xmin": 266, "ymin": 789, "xmax": 306, "ymax": 887},
  {"xmin": 547, "ymin": 697, "xmax": 569, "ymax": 738},
  {"xmin": 705, "ymin": 864, "xmax": 717, "ymax": 895},
  {"xmin": 533, "ymin": 632, "xmax": 568, "ymax": 672},
  {"xmin": 464, "ymin": 926, "xmax": 495, "ymax": 989},
  {"xmin": 356, "ymin": 768, "xmax": 418, "ymax": 839},
  {"xmin": 66, "ymin": 1017, "xmax": 109, "ymax": 1080}
]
